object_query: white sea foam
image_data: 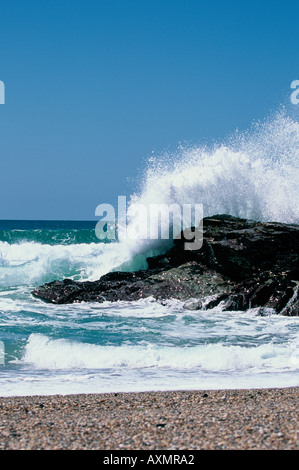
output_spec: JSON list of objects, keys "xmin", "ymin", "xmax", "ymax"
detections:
[
  {"xmin": 0, "ymin": 240, "xmax": 132, "ymax": 285},
  {"xmin": 21, "ymin": 333, "xmax": 299, "ymax": 374}
]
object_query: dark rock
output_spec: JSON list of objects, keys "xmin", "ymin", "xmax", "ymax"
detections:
[
  {"xmin": 221, "ymin": 294, "xmax": 250, "ymax": 311},
  {"xmin": 183, "ymin": 300, "xmax": 203, "ymax": 311},
  {"xmin": 32, "ymin": 215, "xmax": 299, "ymax": 316},
  {"xmin": 280, "ymin": 287, "xmax": 299, "ymax": 316}
]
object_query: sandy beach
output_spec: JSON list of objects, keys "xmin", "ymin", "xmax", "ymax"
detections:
[{"xmin": 0, "ymin": 387, "xmax": 298, "ymax": 450}]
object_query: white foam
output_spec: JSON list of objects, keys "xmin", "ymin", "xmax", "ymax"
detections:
[
  {"xmin": 21, "ymin": 333, "xmax": 299, "ymax": 375},
  {"xmin": 0, "ymin": 240, "xmax": 131, "ymax": 286}
]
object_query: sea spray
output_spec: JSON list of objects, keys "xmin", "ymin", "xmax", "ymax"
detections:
[
  {"xmin": 127, "ymin": 108, "xmax": 299, "ymax": 227},
  {"xmin": 100, "ymin": 108, "xmax": 299, "ymax": 273}
]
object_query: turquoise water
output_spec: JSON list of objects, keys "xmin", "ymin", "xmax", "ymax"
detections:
[
  {"xmin": 0, "ymin": 221, "xmax": 298, "ymax": 397},
  {"xmin": 0, "ymin": 220, "xmax": 101, "ymax": 245}
]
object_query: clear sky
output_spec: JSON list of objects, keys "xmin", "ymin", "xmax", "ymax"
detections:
[{"xmin": 0, "ymin": 0, "xmax": 298, "ymax": 220}]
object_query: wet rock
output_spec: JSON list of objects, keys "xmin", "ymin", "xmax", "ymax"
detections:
[
  {"xmin": 280, "ymin": 286, "xmax": 299, "ymax": 316},
  {"xmin": 221, "ymin": 294, "xmax": 250, "ymax": 311},
  {"xmin": 32, "ymin": 215, "xmax": 299, "ymax": 316},
  {"xmin": 183, "ymin": 300, "xmax": 203, "ymax": 311}
]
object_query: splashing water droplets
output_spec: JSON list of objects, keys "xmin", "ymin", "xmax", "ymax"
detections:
[{"xmin": 127, "ymin": 109, "xmax": 299, "ymax": 227}]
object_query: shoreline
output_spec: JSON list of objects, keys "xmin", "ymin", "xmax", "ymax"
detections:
[{"xmin": 0, "ymin": 387, "xmax": 298, "ymax": 450}]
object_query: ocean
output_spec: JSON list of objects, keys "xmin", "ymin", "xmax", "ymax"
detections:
[{"xmin": 0, "ymin": 110, "xmax": 298, "ymax": 397}]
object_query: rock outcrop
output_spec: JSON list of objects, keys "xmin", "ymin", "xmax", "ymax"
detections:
[{"xmin": 32, "ymin": 215, "xmax": 299, "ymax": 315}]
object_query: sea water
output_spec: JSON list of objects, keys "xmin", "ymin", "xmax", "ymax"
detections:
[{"xmin": 0, "ymin": 109, "xmax": 298, "ymax": 396}]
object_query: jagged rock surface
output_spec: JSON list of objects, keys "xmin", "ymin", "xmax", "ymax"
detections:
[{"xmin": 32, "ymin": 215, "xmax": 299, "ymax": 315}]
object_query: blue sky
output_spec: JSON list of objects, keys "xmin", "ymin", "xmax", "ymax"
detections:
[{"xmin": 0, "ymin": 0, "xmax": 298, "ymax": 220}]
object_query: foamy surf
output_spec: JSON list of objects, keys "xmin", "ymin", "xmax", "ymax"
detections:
[{"xmin": 21, "ymin": 333, "xmax": 298, "ymax": 373}]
